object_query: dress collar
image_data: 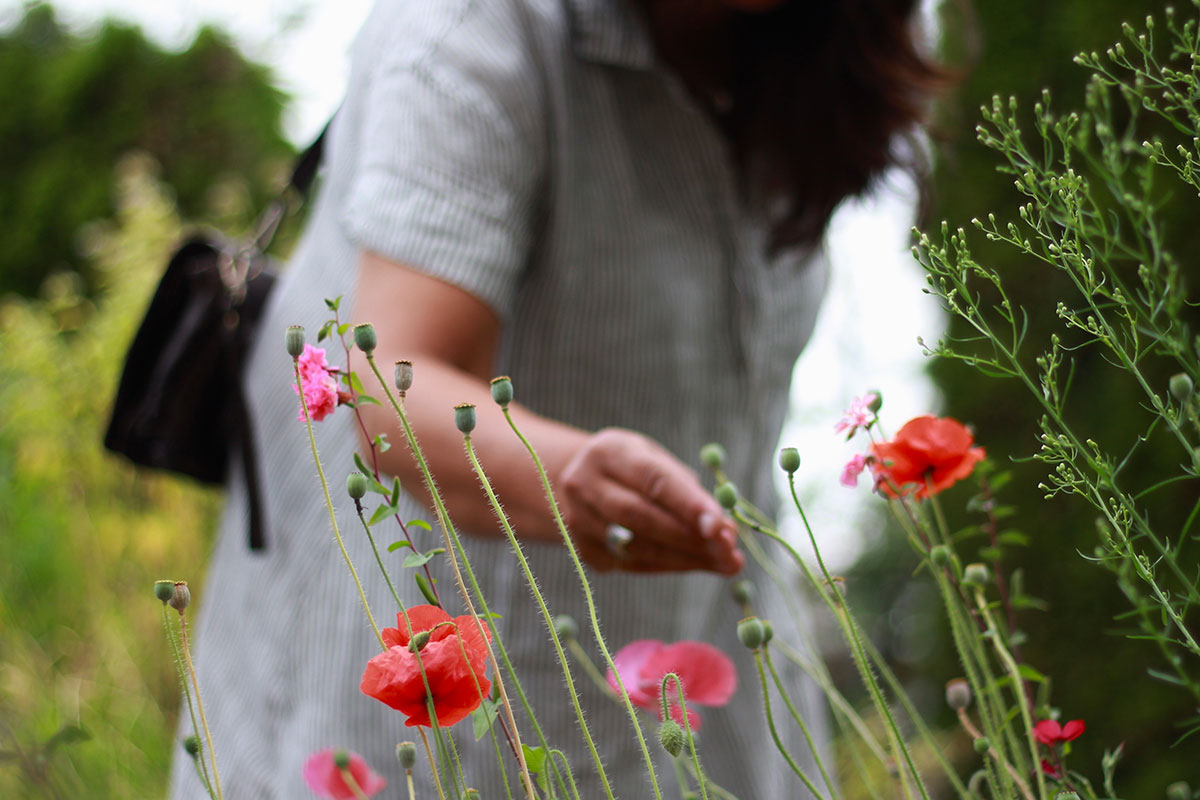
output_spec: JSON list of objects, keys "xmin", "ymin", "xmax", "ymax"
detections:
[{"xmin": 564, "ymin": 0, "xmax": 656, "ymax": 70}]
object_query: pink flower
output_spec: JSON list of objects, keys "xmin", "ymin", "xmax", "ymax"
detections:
[
  {"xmin": 1033, "ymin": 718, "xmax": 1085, "ymax": 746},
  {"xmin": 294, "ymin": 344, "xmax": 339, "ymax": 422},
  {"xmin": 840, "ymin": 454, "xmax": 868, "ymax": 488},
  {"xmin": 605, "ymin": 639, "xmax": 736, "ymax": 731},
  {"xmin": 835, "ymin": 393, "xmax": 878, "ymax": 437},
  {"xmin": 302, "ymin": 748, "xmax": 386, "ymax": 799}
]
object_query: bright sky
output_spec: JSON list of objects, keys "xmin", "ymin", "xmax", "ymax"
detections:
[{"xmin": 4, "ymin": 0, "xmax": 946, "ymax": 568}]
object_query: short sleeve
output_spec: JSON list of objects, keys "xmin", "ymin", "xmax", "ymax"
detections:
[{"xmin": 341, "ymin": 0, "xmax": 546, "ymax": 321}]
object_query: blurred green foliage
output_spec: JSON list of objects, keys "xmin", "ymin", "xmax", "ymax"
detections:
[
  {"xmin": 0, "ymin": 155, "xmax": 219, "ymax": 798},
  {"xmin": 0, "ymin": 2, "xmax": 294, "ymax": 298},
  {"xmin": 850, "ymin": 0, "xmax": 1200, "ymax": 795}
]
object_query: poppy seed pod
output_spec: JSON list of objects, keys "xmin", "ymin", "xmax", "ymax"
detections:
[
  {"xmin": 169, "ymin": 582, "xmax": 190, "ymax": 613},
  {"xmin": 183, "ymin": 735, "xmax": 201, "ymax": 758},
  {"xmin": 1055, "ymin": 794, "xmax": 1081, "ymax": 800},
  {"xmin": 700, "ymin": 442, "xmax": 726, "ymax": 470},
  {"xmin": 465, "ymin": 790, "xmax": 481, "ymax": 799},
  {"xmin": 285, "ymin": 325, "xmax": 306, "ymax": 358},
  {"xmin": 929, "ymin": 545, "xmax": 951, "ymax": 567},
  {"xmin": 346, "ymin": 472, "xmax": 369, "ymax": 500},
  {"xmin": 867, "ymin": 390, "xmax": 883, "ymax": 414},
  {"xmin": 1169, "ymin": 372, "xmax": 1194, "ymax": 402},
  {"xmin": 973, "ymin": 737, "xmax": 990, "ymax": 754},
  {"xmin": 945, "ymin": 678, "xmax": 972, "ymax": 710},
  {"xmin": 1165, "ymin": 782, "xmax": 1191, "ymax": 800},
  {"xmin": 396, "ymin": 742, "xmax": 417, "ymax": 770},
  {"xmin": 962, "ymin": 563, "xmax": 991, "ymax": 588},
  {"xmin": 554, "ymin": 614, "xmax": 579, "ymax": 641},
  {"xmin": 394, "ymin": 360, "xmax": 414, "ymax": 392},
  {"xmin": 490, "ymin": 375, "xmax": 513, "ymax": 407},
  {"xmin": 730, "ymin": 579, "xmax": 755, "ymax": 607},
  {"xmin": 353, "ymin": 323, "xmax": 377, "ymax": 354},
  {"xmin": 154, "ymin": 580, "xmax": 175, "ymax": 603},
  {"xmin": 778, "ymin": 447, "xmax": 801, "ymax": 474},
  {"xmin": 659, "ymin": 720, "xmax": 685, "ymax": 757},
  {"xmin": 761, "ymin": 619, "xmax": 774, "ymax": 644},
  {"xmin": 737, "ymin": 617, "xmax": 766, "ymax": 649},
  {"xmin": 454, "ymin": 403, "xmax": 477, "ymax": 434},
  {"xmin": 714, "ymin": 482, "xmax": 738, "ymax": 510},
  {"xmin": 333, "ymin": 750, "xmax": 351, "ymax": 770}
]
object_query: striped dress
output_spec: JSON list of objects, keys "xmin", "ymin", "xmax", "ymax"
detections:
[{"xmin": 170, "ymin": 0, "xmax": 831, "ymax": 797}]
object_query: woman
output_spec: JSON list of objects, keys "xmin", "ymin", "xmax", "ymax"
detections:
[{"xmin": 171, "ymin": 0, "xmax": 944, "ymax": 797}]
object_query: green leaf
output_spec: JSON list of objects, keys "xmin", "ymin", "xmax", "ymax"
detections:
[
  {"xmin": 43, "ymin": 724, "xmax": 90, "ymax": 755},
  {"xmin": 522, "ymin": 744, "xmax": 547, "ymax": 773},
  {"xmin": 998, "ymin": 530, "xmax": 1030, "ymax": 546},
  {"xmin": 325, "ymin": 296, "xmax": 342, "ymax": 311},
  {"xmin": 390, "ymin": 477, "xmax": 402, "ymax": 506},
  {"xmin": 317, "ymin": 320, "xmax": 334, "ymax": 342},
  {"xmin": 368, "ymin": 504, "xmax": 396, "ymax": 527},
  {"xmin": 387, "ymin": 540, "xmax": 411, "ymax": 553},
  {"xmin": 403, "ymin": 548, "xmax": 445, "ymax": 568},
  {"xmin": 407, "ymin": 519, "xmax": 432, "ymax": 532},
  {"xmin": 1017, "ymin": 663, "xmax": 1047, "ymax": 683},
  {"xmin": 349, "ymin": 370, "xmax": 368, "ymax": 394},
  {"xmin": 337, "ymin": 322, "xmax": 352, "ymax": 336},
  {"xmin": 978, "ymin": 545, "xmax": 1004, "ymax": 561},
  {"xmin": 473, "ymin": 699, "xmax": 500, "ymax": 741},
  {"xmin": 373, "ymin": 433, "xmax": 391, "ymax": 453},
  {"xmin": 354, "ymin": 394, "xmax": 381, "ymax": 406}
]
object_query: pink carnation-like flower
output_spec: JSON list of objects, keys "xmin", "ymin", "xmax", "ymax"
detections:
[
  {"xmin": 605, "ymin": 639, "xmax": 736, "ymax": 731},
  {"xmin": 302, "ymin": 748, "xmax": 386, "ymax": 799},
  {"xmin": 840, "ymin": 454, "xmax": 868, "ymax": 488},
  {"xmin": 835, "ymin": 393, "xmax": 878, "ymax": 437},
  {"xmin": 294, "ymin": 344, "xmax": 339, "ymax": 422}
]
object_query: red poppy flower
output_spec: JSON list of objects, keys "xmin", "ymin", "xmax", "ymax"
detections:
[
  {"xmin": 1040, "ymin": 758, "xmax": 1062, "ymax": 779},
  {"xmin": 870, "ymin": 415, "xmax": 985, "ymax": 498},
  {"xmin": 360, "ymin": 605, "xmax": 492, "ymax": 728},
  {"xmin": 302, "ymin": 749, "xmax": 386, "ymax": 799},
  {"xmin": 1033, "ymin": 718, "xmax": 1086, "ymax": 746},
  {"xmin": 605, "ymin": 639, "xmax": 737, "ymax": 731}
]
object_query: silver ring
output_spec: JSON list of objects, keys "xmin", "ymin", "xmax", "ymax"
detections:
[{"xmin": 605, "ymin": 524, "xmax": 634, "ymax": 558}]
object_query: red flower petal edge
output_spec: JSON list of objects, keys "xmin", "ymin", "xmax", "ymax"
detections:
[{"xmin": 302, "ymin": 748, "xmax": 386, "ymax": 799}]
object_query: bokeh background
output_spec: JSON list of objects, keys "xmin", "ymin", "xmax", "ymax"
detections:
[{"xmin": 1, "ymin": 0, "xmax": 1197, "ymax": 797}]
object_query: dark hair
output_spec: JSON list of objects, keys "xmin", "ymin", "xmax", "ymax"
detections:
[{"xmin": 647, "ymin": 0, "xmax": 952, "ymax": 250}]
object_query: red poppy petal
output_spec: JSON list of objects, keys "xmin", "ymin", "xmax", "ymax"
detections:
[
  {"xmin": 1033, "ymin": 719, "xmax": 1062, "ymax": 745},
  {"xmin": 389, "ymin": 606, "xmax": 452, "ymax": 645},
  {"xmin": 1060, "ymin": 719, "xmax": 1085, "ymax": 741},
  {"xmin": 869, "ymin": 442, "xmax": 923, "ymax": 496},
  {"xmin": 897, "ymin": 416, "xmax": 975, "ymax": 463},
  {"xmin": 607, "ymin": 640, "xmax": 664, "ymax": 707},
  {"xmin": 642, "ymin": 641, "xmax": 737, "ymax": 707},
  {"xmin": 920, "ymin": 446, "xmax": 986, "ymax": 498}
]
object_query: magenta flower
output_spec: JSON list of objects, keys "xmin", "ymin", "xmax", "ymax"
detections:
[
  {"xmin": 835, "ymin": 393, "xmax": 878, "ymax": 437},
  {"xmin": 294, "ymin": 344, "xmax": 339, "ymax": 422},
  {"xmin": 840, "ymin": 454, "xmax": 868, "ymax": 488},
  {"xmin": 606, "ymin": 639, "xmax": 736, "ymax": 731},
  {"xmin": 302, "ymin": 748, "xmax": 386, "ymax": 799}
]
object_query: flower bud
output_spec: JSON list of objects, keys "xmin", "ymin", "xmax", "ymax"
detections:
[
  {"xmin": 929, "ymin": 545, "xmax": 951, "ymax": 568},
  {"xmin": 778, "ymin": 447, "xmax": 801, "ymax": 474},
  {"xmin": 154, "ymin": 580, "xmax": 176, "ymax": 603},
  {"xmin": 346, "ymin": 472, "xmax": 369, "ymax": 500},
  {"xmin": 737, "ymin": 617, "xmax": 766, "ymax": 649},
  {"xmin": 1169, "ymin": 372, "xmax": 1194, "ymax": 402},
  {"xmin": 730, "ymin": 579, "xmax": 755, "ymax": 606},
  {"xmin": 353, "ymin": 323, "xmax": 377, "ymax": 354},
  {"xmin": 490, "ymin": 376, "xmax": 513, "ymax": 407},
  {"xmin": 169, "ymin": 582, "xmax": 190, "ymax": 614},
  {"xmin": 1165, "ymin": 782, "xmax": 1191, "ymax": 800},
  {"xmin": 962, "ymin": 563, "xmax": 991, "ymax": 588},
  {"xmin": 714, "ymin": 482, "xmax": 738, "ymax": 510},
  {"xmin": 465, "ymin": 790, "xmax": 481, "ymax": 799},
  {"xmin": 454, "ymin": 403, "xmax": 477, "ymax": 434},
  {"xmin": 973, "ymin": 737, "xmax": 990, "ymax": 754},
  {"xmin": 183, "ymin": 735, "xmax": 201, "ymax": 758},
  {"xmin": 866, "ymin": 390, "xmax": 883, "ymax": 413},
  {"xmin": 396, "ymin": 741, "xmax": 418, "ymax": 770},
  {"xmin": 825, "ymin": 576, "xmax": 847, "ymax": 598},
  {"xmin": 285, "ymin": 326, "xmax": 306, "ymax": 358},
  {"xmin": 945, "ymin": 678, "xmax": 972, "ymax": 710},
  {"xmin": 761, "ymin": 620, "xmax": 774, "ymax": 644},
  {"xmin": 394, "ymin": 360, "xmax": 414, "ymax": 392},
  {"xmin": 659, "ymin": 720, "xmax": 685, "ymax": 757},
  {"xmin": 554, "ymin": 614, "xmax": 579, "ymax": 641},
  {"xmin": 699, "ymin": 442, "xmax": 725, "ymax": 470},
  {"xmin": 333, "ymin": 749, "xmax": 351, "ymax": 770},
  {"xmin": 409, "ymin": 631, "xmax": 431, "ymax": 652}
]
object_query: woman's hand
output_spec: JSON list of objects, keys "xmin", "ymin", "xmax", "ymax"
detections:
[{"xmin": 558, "ymin": 428, "xmax": 743, "ymax": 574}]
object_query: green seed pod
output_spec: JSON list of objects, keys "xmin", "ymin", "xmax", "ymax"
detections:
[
  {"xmin": 962, "ymin": 563, "xmax": 991, "ymax": 588},
  {"xmin": 554, "ymin": 614, "xmax": 579, "ymax": 641},
  {"xmin": 945, "ymin": 678, "xmax": 972, "ymax": 710},
  {"xmin": 866, "ymin": 390, "xmax": 883, "ymax": 414},
  {"xmin": 154, "ymin": 580, "xmax": 176, "ymax": 604},
  {"xmin": 396, "ymin": 741, "xmax": 418, "ymax": 770},
  {"xmin": 490, "ymin": 376, "xmax": 513, "ymax": 407},
  {"xmin": 973, "ymin": 737, "xmax": 990, "ymax": 754},
  {"xmin": 1169, "ymin": 372, "xmax": 1194, "ymax": 402},
  {"xmin": 394, "ymin": 360, "xmax": 414, "ymax": 392},
  {"xmin": 730, "ymin": 579, "xmax": 755, "ymax": 606},
  {"xmin": 778, "ymin": 447, "xmax": 801, "ymax": 474},
  {"xmin": 465, "ymin": 790, "xmax": 481, "ymax": 799},
  {"xmin": 1165, "ymin": 782, "xmax": 1191, "ymax": 800},
  {"xmin": 169, "ymin": 582, "xmax": 190, "ymax": 614},
  {"xmin": 761, "ymin": 619, "xmax": 774, "ymax": 644},
  {"xmin": 737, "ymin": 617, "xmax": 766, "ymax": 649},
  {"xmin": 454, "ymin": 403, "xmax": 477, "ymax": 434},
  {"xmin": 353, "ymin": 323, "xmax": 378, "ymax": 354},
  {"xmin": 714, "ymin": 482, "xmax": 738, "ymax": 510},
  {"xmin": 1054, "ymin": 793, "xmax": 1081, "ymax": 800},
  {"xmin": 346, "ymin": 472, "xmax": 369, "ymax": 500},
  {"xmin": 929, "ymin": 545, "xmax": 951, "ymax": 568},
  {"xmin": 658, "ymin": 720, "xmax": 685, "ymax": 757},
  {"xmin": 183, "ymin": 735, "xmax": 201, "ymax": 758},
  {"xmin": 700, "ymin": 442, "xmax": 726, "ymax": 470},
  {"xmin": 285, "ymin": 325, "xmax": 306, "ymax": 358},
  {"xmin": 333, "ymin": 749, "xmax": 351, "ymax": 770}
]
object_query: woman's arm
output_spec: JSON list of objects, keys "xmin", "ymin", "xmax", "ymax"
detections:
[{"xmin": 353, "ymin": 251, "xmax": 742, "ymax": 574}]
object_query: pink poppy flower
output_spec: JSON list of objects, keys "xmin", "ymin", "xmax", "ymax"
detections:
[
  {"xmin": 840, "ymin": 454, "xmax": 868, "ymax": 488},
  {"xmin": 1033, "ymin": 718, "xmax": 1085, "ymax": 746},
  {"xmin": 834, "ymin": 393, "xmax": 878, "ymax": 437},
  {"xmin": 302, "ymin": 748, "xmax": 386, "ymax": 799},
  {"xmin": 294, "ymin": 344, "xmax": 339, "ymax": 421},
  {"xmin": 605, "ymin": 639, "xmax": 736, "ymax": 731}
]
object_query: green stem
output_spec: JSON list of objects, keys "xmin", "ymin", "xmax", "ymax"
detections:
[
  {"xmin": 162, "ymin": 605, "xmax": 213, "ymax": 797},
  {"xmin": 763, "ymin": 646, "xmax": 838, "ymax": 799},
  {"xmin": 179, "ymin": 613, "xmax": 223, "ymax": 800},
  {"xmin": 753, "ymin": 650, "xmax": 828, "ymax": 799},
  {"xmin": 355, "ymin": 502, "xmax": 404, "ymax": 609}
]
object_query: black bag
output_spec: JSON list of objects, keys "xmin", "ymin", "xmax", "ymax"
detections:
[{"xmin": 104, "ymin": 128, "xmax": 327, "ymax": 550}]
